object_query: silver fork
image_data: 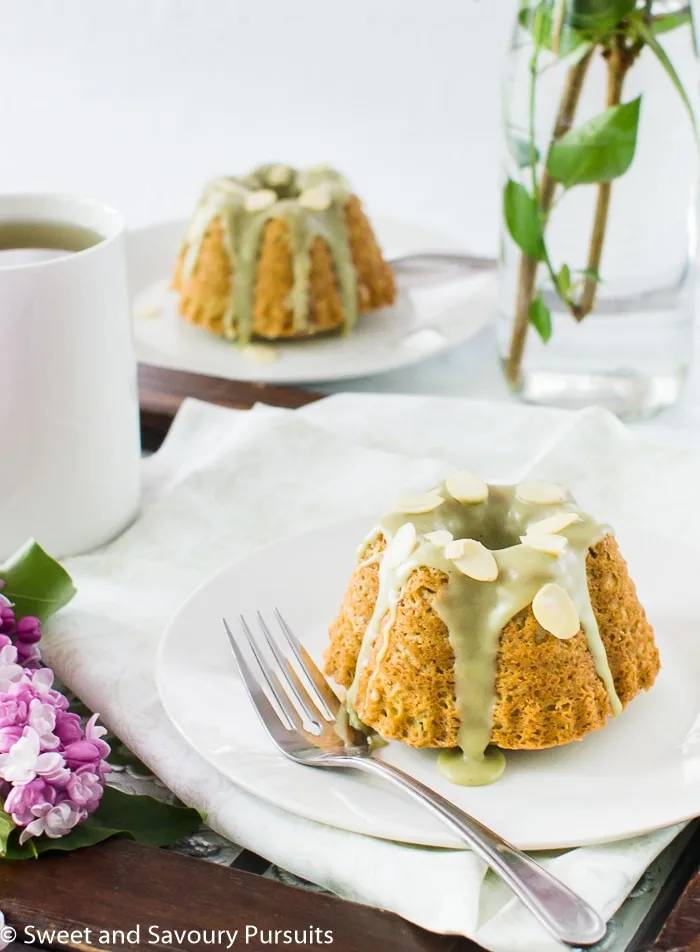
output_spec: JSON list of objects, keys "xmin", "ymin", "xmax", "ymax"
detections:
[{"xmin": 223, "ymin": 611, "xmax": 606, "ymax": 948}]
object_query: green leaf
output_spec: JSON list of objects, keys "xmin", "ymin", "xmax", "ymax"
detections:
[
  {"xmin": 546, "ymin": 97, "xmax": 641, "ymax": 188},
  {"xmin": 2, "ymin": 787, "xmax": 202, "ymax": 859},
  {"xmin": 556, "ymin": 263, "xmax": 572, "ymax": 297},
  {"xmin": 0, "ymin": 814, "xmax": 15, "ymax": 855},
  {"xmin": 519, "ymin": 2, "xmax": 587, "ymax": 56},
  {"xmin": 565, "ymin": 0, "xmax": 636, "ymax": 32},
  {"xmin": 503, "ymin": 180, "xmax": 546, "ymax": 261},
  {"xmin": 650, "ymin": 10, "xmax": 692, "ymax": 36},
  {"xmin": 508, "ymin": 135, "xmax": 541, "ymax": 169},
  {"xmin": 528, "ymin": 293, "xmax": 553, "ymax": 343},
  {"xmin": 579, "ymin": 267, "xmax": 602, "ymax": 282},
  {"xmin": 526, "ymin": 1, "xmax": 550, "ymax": 45},
  {"xmin": 0, "ymin": 540, "xmax": 76, "ymax": 623},
  {"xmin": 632, "ymin": 18, "xmax": 698, "ymax": 143}
]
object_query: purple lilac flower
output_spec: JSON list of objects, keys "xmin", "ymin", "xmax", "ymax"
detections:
[
  {"xmin": 0, "ymin": 596, "xmax": 15, "ymax": 638},
  {"xmin": 0, "ymin": 590, "xmax": 111, "ymax": 845},
  {"xmin": 0, "ymin": 727, "xmax": 22, "ymax": 754},
  {"xmin": 54, "ymin": 711, "xmax": 83, "ymax": 746},
  {"xmin": 66, "ymin": 767, "xmax": 103, "ymax": 814},
  {"xmin": 14, "ymin": 618, "xmax": 42, "ymax": 645},
  {"xmin": 0, "ymin": 601, "xmax": 41, "ymax": 667},
  {"xmin": 0, "ymin": 728, "xmax": 66, "ymax": 784},
  {"xmin": 13, "ymin": 617, "xmax": 42, "ymax": 669},
  {"xmin": 0, "ymin": 634, "xmax": 110, "ymax": 845},
  {"xmin": 19, "ymin": 800, "xmax": 86, "ymax": 844},
  {"xmin": 5, "ymin": 778, "xmax": 56, "ymax": 825}
]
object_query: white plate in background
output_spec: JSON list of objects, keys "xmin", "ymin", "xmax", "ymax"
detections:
[{"xmin": 129, "ymin": 218, "xmax": 496, "ymax": 385}]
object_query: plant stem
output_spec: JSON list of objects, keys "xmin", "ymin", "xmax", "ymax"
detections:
[
  {"xmin": 573, "ymin": 42, "xmax": 631, "ymax": 319},
  {"xmin": 506, "ymin": 47, "xmax": 594, "ymax": 389}
]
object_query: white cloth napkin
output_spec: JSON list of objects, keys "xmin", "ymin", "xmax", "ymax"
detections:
[{"xmin": 42, "ymin": 394, "xmax": 696, "ymax": 952}]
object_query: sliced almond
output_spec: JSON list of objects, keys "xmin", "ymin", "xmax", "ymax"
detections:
[
  {"xmin": 298, "ymin": 184, "xmax": 333, "ymax": 211},
  {"xmin": 527, "ymin": 512, "xmax": 581, "ymax": 535},
  {"xmin": 425, "ymin": 529, "xmax": 453, "ymax": 546},
  {"xmin": 212, "ymin": 178, "xmax": 246, "ymax": 197},
  {"xmin": 392, "ymin": 493, "xmax": 444, "ymax": 515},
  {"xmin": 383, "ymin": 522, "xmax": 418, "ymax": 569},
  {"xmin": 445, "ymin": 470, "xmax": 488, "ymax": 504},
  {"xmin": 452, "ymin": 540, "xmax": 498, "ymax": 582},
  {"xmin": 267, "ymin": 164, "xmax": 293, "ymax": 186},
  {"xmin": 520, "ymin": 532, "xmax": 568, "ymax": 555},
  {"xmin": 444, "ymin": 538, "xmax": 467, "ymax": 560},
  {"xmin": 244, "ymin": 189, "xmax": 277, "ymax": 212},
  {"xmin": 516, "ymin": 481, "xmax": 567, "ymax": 506},
  {"xmin": 532, "ymin": 583, "xmax": 580, "ymax": 639}
]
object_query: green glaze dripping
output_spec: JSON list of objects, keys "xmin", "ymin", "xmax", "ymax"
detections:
[
  {"xmin": 437, "ymin": 747, "xmax": 506, "ymax": 786},
  {"xmin": 345, "ymin": 481, "xmax": 621, "ymax": 786},
  {"xmin": 180, "ymin": 164, "xmax": 357, "ymax": 345}
]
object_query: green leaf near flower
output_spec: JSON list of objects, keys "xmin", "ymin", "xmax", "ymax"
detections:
[
  {"xmin": 528, "ymin": 293, "xmax": 552, "ymax": 342},
  {"xmin": 0, "ymin": 814, "xmax": 15, "ymax": 856},
  {"xmin": 503, "ymin": 180, "xmax": 546, "ymax": 261},
  {"xmin": 546, "ymin": 96, "xmax": 641, "ymax": 188},
  {"xmin": 2, "ymin": 787, "xmax": 203, "ymax": 859},
  {"xmin": 0, "ymin": 540, "xmax": 76, "ymax": 624}
]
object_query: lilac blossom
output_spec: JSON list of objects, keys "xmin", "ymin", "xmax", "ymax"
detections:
[
  {"xmin": 5, "ymin": 778, "xmax": 56, "ymax": 826},
  {"xmin": 19, "ymin": 800, "xmax": 86, "ymax": 844},
  {"xmin": 0, "ymin": 604, "xmax": 110, "ymax": 846}
]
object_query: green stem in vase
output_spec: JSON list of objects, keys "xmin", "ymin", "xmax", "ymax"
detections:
[
  {"xmin": 504, "ymin": 0, "xmax": 696, "ymax": 390},
  {"xmin": 506, "ymin": 45, "xmax": 594, "ymax": 387},
  {"xmin": 574, "ymin": 38, "xmax": 631, "ymax": 319}
]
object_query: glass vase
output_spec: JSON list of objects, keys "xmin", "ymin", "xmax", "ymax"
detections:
[{"xmin": 498, "ymin": 0, "xmax": 699, "ymax": 419}]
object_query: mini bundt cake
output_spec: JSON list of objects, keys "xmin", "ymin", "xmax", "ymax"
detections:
[
  {"xmin": 325, "ymin": 475, "xmax": 660, "ymax": 785},
  {"xmin": 172, "ymin": 164, "xmax": 396, "ymax": 344}
]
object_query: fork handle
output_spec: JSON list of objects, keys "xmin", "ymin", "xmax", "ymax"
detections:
[{"xmin": 348, "ymin": 757, "xmax": 606, "ymax": 948}]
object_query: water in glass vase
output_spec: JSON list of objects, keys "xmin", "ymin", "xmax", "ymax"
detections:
[{"xmin": 498, "ymin": 0, "xmax": 698, "ymax": 419}]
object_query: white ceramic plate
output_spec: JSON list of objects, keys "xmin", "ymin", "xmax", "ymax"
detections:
[
  {"xmin": 128, "ymin": 218, "xmax": 495, "ymax": 384},
  {"xmin": 156, "ymin": 518, "xmax": 700, "ymax": 850}
]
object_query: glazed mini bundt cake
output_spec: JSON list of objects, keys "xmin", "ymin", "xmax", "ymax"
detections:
[
  {"xmin": 172, "ymin": 164, "xmax": 396, "ymax": 344},
  {"xmin": 325, "ymin": 474, "xmax": 660, "ymax": 785}
]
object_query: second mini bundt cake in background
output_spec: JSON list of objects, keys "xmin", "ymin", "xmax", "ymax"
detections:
[
  {"xmin": 325, "ymin": 475, "xmax": 660, "ymax": 786},
  {"xmin": 172, "ymin": 164, "xmax": 396, "ymax": 344}
]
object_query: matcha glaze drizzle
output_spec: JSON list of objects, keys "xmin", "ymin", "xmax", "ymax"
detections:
[
  {"xmin": 181, "ymin": 164, "xmax": 358, "ymax": 344},
  {"xmin": 345, "ymin": 480, "xmax": 621, "ymax": 786}
]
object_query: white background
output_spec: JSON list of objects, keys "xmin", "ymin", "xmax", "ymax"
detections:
[
  {"xmin": 4, "ymin": 0, "xmax": 700, "ymax": 437},
  {"xmin": 0, "ymin": 0, "xmax": 517, "ymax": 253}
]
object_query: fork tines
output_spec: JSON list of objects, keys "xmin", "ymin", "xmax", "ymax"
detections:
[{"xmin": 222, "ymin": 610, "xmax": 340, "ymax": 743}]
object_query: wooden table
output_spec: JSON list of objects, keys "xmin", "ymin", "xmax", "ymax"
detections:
[{"xmin": 3, "ymin": 364, "xmax": 695, "ymax": 952}]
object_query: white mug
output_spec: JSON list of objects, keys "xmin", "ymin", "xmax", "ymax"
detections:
[{"xmin": 0, "ymin": 194, "xmax": 141, "ymax": 559}]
